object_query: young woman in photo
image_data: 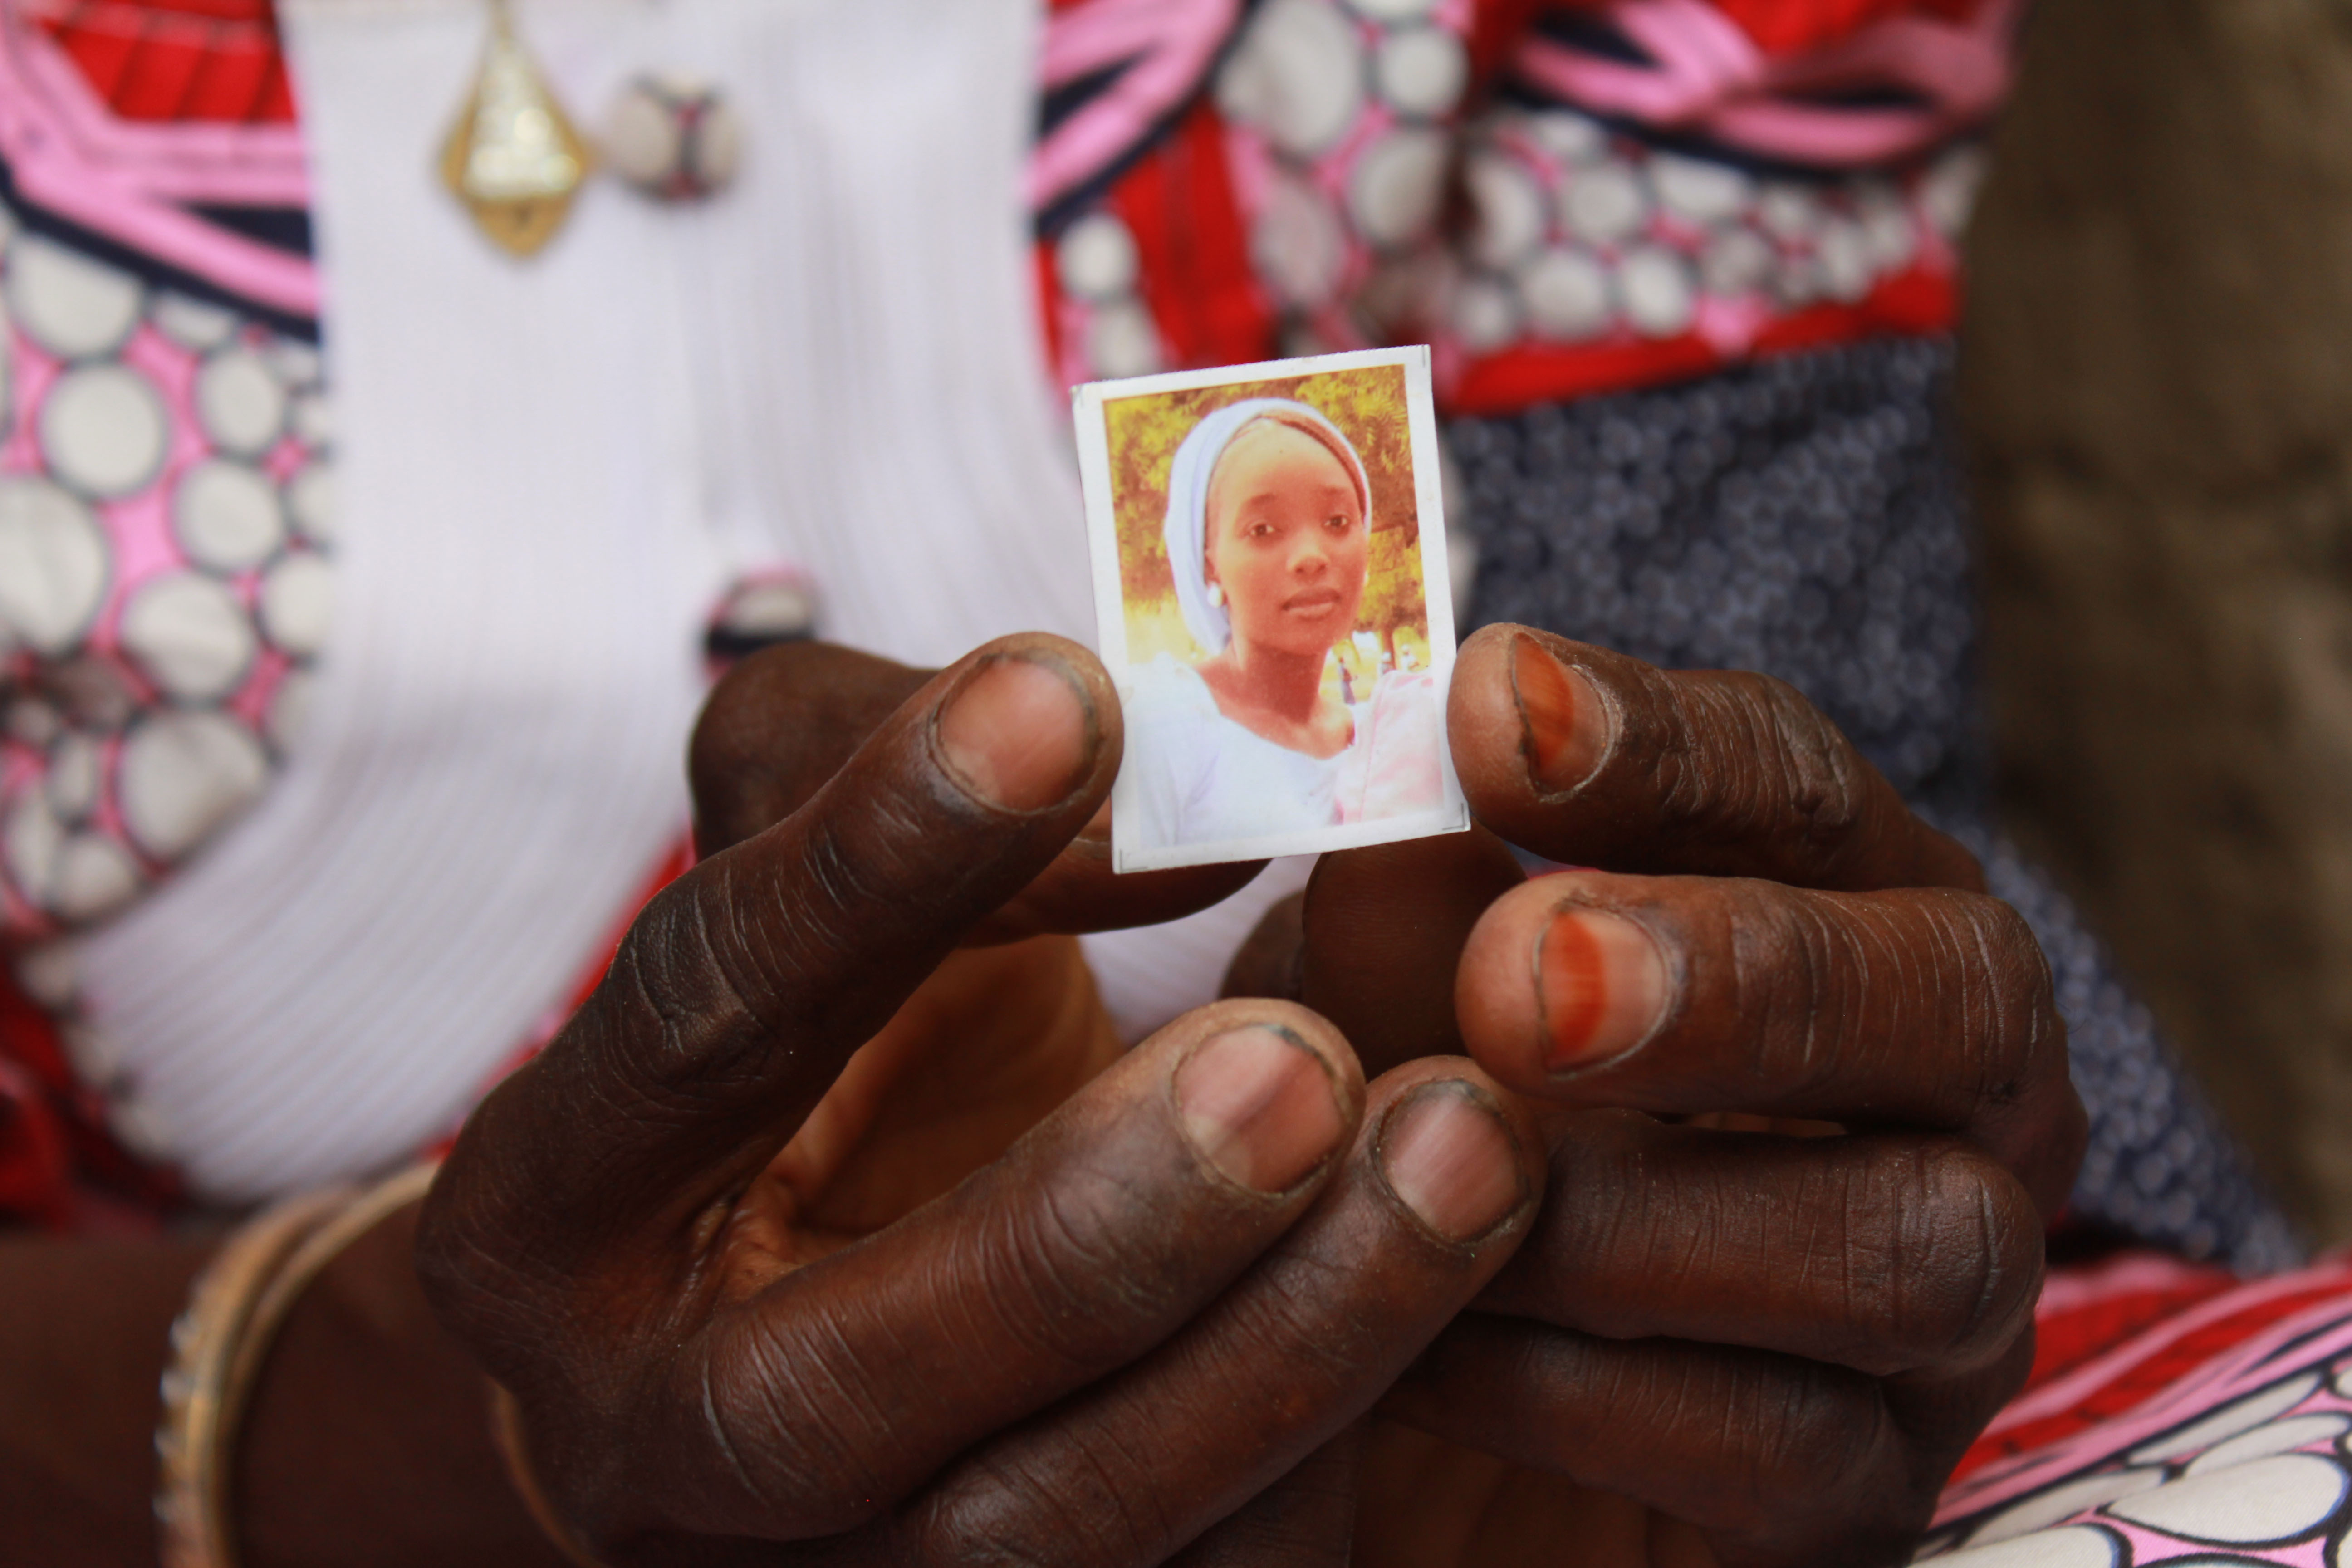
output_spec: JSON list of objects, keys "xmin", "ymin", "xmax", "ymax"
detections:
[{"xmin": 1124, "ymin": 398, "xmax": 1446, "ymax": 852}]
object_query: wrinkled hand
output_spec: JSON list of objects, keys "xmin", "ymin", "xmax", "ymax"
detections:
[
  {"xmin": 415, "ymin": 636, "xmax": 1547, "ymax": 1566},
  {"xmin": 1275, "ymin": 625, "xmax": 2084, "ymax": 1567}
]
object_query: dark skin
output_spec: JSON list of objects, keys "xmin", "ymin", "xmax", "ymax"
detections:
[{"xmin": 0, "ymin": 623, "xmax": 2081, "ymax": 1566}]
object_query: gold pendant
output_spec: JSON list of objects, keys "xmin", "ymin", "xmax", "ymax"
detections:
[{"xmin": 438, "ymin": 0, "xmax": 592, "ymax": 258}]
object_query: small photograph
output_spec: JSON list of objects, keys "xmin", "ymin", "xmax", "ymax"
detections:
[{"xmin": 1073, "ymin": 346, "xmax": 1470, "ymax": 874}]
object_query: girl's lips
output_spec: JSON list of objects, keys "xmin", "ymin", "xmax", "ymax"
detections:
[{"xmin": 1284, "ymin": 589, "xmax": 1344, "ymax": 612}]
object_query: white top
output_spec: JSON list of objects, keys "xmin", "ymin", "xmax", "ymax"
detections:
[
  {"xmin": 46, "ymin": 0, "xmax": 1304, "ymax": 1202},
  {"xmin": 1123, "ymin": 656, "xmax": 1360, "ymax": 852}
]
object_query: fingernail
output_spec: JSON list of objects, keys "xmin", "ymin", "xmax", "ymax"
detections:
[
  {"xmin": 1511, "ymin": 637, "xmax": 1612, "ymax": 793},
  {"xmin": 1175, "ymin": 1026, "xmax": 1345, "ymax": 1194},
  {"xmin": 1536, "ymin": 908, "xmax": 1670, "ymax": 1071},
  {"xmin": 1378, "ymin": 1084, "xmax": 1525, "ymax": 1242},
  {"xmin": 936, "ymin": 655, "xmax": 1094, "ymax": 811}
]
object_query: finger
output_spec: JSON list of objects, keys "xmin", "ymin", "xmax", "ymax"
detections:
[
  {"xmin": 1299, "ymin": 830, "xmax": 1527, "ymax": 1079},
  {"xmin": 876, "ymin": 1058, "xmax": 1546, "ymax": 1568},
  {"xmin": 687, "ymin": 640, "xmax": 931, "ymax": 858},
  {"xmin": 1383, "ymin": 1318, "xmax": 2034, "ymax": 1566},
  {"xmin": 691, "ymin": 639, "xmax": 1263, "ymax": 940},
  {"xmin": 620, "ymin": 1002, "xmax": 1365, "ymax": 1545},
  {"xmin": 1479, "ymin": 1112, "xmax": 2044, "ymax": 1378},
  {"xmin": 1222, "ymin": 891, "xmax": 1306, "ymax": 1002},
  {"xmin": 1449, "ymin": 625, "xmax": 1984, "ymax": 893},
  {"xmin": 1166, "ymin": 1424, "xmax": 1366, "ymax": 1568},
  {"xmin": 1455, "ymin": 869, "xmax": 2084, "ymax": 1210},
  {"xmin": 429, "ymin": 634, "xmax": 1118, "ymax": 1305},
  {"xmin": 964, "ymin": 808, "xmax": 1267, "ymax": 946}
]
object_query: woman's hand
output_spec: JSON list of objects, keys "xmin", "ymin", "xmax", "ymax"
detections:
[
  {"xmin": 416, "ymin": 633, "xmax": 1548, "ymax": 1565},
  {"xmin": 1270, "ymin": 625, "xmax": 2085, "ymax": 1567}
]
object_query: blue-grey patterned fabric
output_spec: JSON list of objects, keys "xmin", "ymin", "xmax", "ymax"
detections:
[{"xmin": 1446, "ymin": 337, "xmax": 2301, "ymax": 1274}]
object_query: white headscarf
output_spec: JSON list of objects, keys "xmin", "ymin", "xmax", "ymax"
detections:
[{"xmin": 1162, "ymin": 397, "xmax": 1372, "ymax": 656}]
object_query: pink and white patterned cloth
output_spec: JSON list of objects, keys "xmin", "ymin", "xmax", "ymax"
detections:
[{"xmin": 1927, "ymin": 1255, "xmax": 2352, "ymax": 1563}]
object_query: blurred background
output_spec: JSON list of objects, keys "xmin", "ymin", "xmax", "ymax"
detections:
[{"xmin": 1967, "ymin": 0, "xmax": 2352, "ymax": 1240}]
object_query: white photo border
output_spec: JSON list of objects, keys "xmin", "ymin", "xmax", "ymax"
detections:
[{"xmin": 1073, "ymin": 344, "xmax": 1471, "ymax": 874}]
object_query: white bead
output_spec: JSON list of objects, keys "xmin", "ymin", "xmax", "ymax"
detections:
[
  {"xmin": 1055, "ymin": 212, "xmax": 1140, "ymax": 302},
  {"xmin": 1526, "ymin": 110, "xmax": 1608, "ymax": 166},
  {"xmin": 286, "ymin": 460, "xmax": 336, "ymax": 546},
  {"xmin": 712, "ymin": 579, "xmax": 817, "ymax": 644},
  {"xmin": 1815, "ymin": 217, "xmax": 1876, "ymax": 303},
  {"xmin": 1931, "ymin": 1524, "xmax": 2121, "ymax": 1567},
  {"xmin": 2185, "ymin": 1411, "xmax": 2352, "ymax": 1474},
  {"xmin": 1560, "ymin": 161, "xmax": 1650, "ymax": 247},
  {"xmin": 1650, "ymin": 153, "xmax": 1752, "ymax": 228},
  {"xmin": 149, "ymin": 292, "xmax": 238, "ymax": 353},
  {"xmin": 1700, "ymin": 227, "xmax": 1774, "ymax": 296},
  {"xmin": 52, "ymin": 832, "xmax": 141, "ymax": 923},
  {"xmin": 1251, "ymin": 174, "xmax": 1347, "ymax": 307},
  {"xmin": 2132, "ymin": 1373, "xmax": 2322, "ymax": 1462},
  {"xmin": 118, "ymin": 710, "xmax": 269, "ymax": 860},
  {"xmin": 603, "ymin": 83, "xmax": 681, "ymax": 187},
  {"xmin": 688, "ymin": 97, "xmax": 745, "ymax": 192},
  {"xmin": 1921, "ymin": 145, "xmax": 1989, "ymax": 240},
  {"xmin": 1448, "ymin": 274, "xmax": 1521, "ymax": 352},
  {"xmin": 1348, "ymin": 127, "xmax": 1449, "ymax": 249},
  {"xmin": 1625, "ymin": 242, "xmax": 1698, "ymax": 333},
  {"xmin": 1774, "ymin": 252, "xmax": 1823, "ymax": 307},
  {"xmin": 47, "ymin": 730, "xmax": 100, "ymax": 822},
  {"xmin": 1083, "ymin": 300, "xmax": 1162, "ymax": 379},
  {"xmin": 1463, "ymin": 151, "xmax": 1547, "ymax": 270},
  {"xmin": 1345, "ymin": 0, "xmax": 1439, "ymax": 19},
  {"xmin": 1960, "ymin": 1466, "xmax": 2165, "ymax": 1546},
  {"xmin": 266, "ymin": 667, "xmax": 315, "ymax": 752},
  {"xmin": 3, "ymin": 793, "xmax": 62, "ymax": 910},
  {"xmin": 603, "ymin": 76, "xmax": 742, "ymax": 197},
  {"xmin": 4, "ymin": 235, "xmax": 143, "ymax": 360},
  {"xmin": 40, "ymin": 363, "xmax": 168, "ymax": 498},
  {"xmin": 0, "ymin": 477, "xmax": 108, "ymax": 655},
  {"xmin": 1374, "ymin": 27, "xmax": 1466, "ymax": 119},
  {"xmin": 289, "ymin": 390, "xmax": 334, "ymax": 449},
  {"xmin": 120, "ymin": 571, "xmax": 256, "ymax": 702},
  {"xmin": 1855, "ymin": 180, "xmax": 1918, "ymax": 273},
  {"xmin": 2106, "ymin": 1452, "xmax": 2348, "ymax": 1542},
  {"xmin": 259, "ymin": 551, "xmax": 333, "ymax": 657},
  {"xmin": 1216, "ymin": 0, "xmax": 1364, "ymax": 159},
  {"xmin": 1519, "ymin": 246, "xmax": 1612, "ymax": 340},
  {"xmin": 1758, "ymin": 181, "xmax": 1823, "ymax": 241},
  {"xmin": 194, "ymin": 348, "xmax": 287, "ymax": 456},
  {"xmin": 173, "ymin": 459, "xmax": 286, "ymax": 573},
  {"xmin": 263, "ymin": 338, "xmax": 323, "ymax": 388}
]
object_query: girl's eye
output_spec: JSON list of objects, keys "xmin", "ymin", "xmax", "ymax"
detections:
[
  {"xmin": 1325, "ymin": 514, "xmax": 1352, "ymax": 532},
  {"xmin": 1248, "ymin": 521, "xmax": 1276, "ymax": 539}
]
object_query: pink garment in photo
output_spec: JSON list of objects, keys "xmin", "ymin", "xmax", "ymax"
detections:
[{"xmin": 1336, "ymin": 666, "xmax": 1445, "ymax": 825}]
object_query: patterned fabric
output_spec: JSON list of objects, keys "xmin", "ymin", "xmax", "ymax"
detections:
[
  {"xmin": 21, "ymin": 0, "xmax": 295, "ymax": 123},
  {"xmin": 1446, "ymin": 336, "xmax": 2303, "ymax": 1273},
  {"xmin": 1030, "ymin": 0, "xmax": 2006, "ymax": 409},
  {"xmin": 1928, "ymin": 1253, "xmax": 2352, "ymax": 1562},
  {"xmin": 0, "ymin": 225, "xmax": 330, "ymax": 946},
  {"xmin": 0, "ymin": 2, "xmax": 314, "ymax": 326}
]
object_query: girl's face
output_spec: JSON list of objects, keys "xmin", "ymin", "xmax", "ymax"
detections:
[{"xmin": 1202, "ymin": 420, "xmax": 1368, "ymax": 661}]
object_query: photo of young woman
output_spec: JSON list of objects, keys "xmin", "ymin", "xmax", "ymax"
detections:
[{"xmin": 1074, "ymin": 350, "xmax": 1469, "ymax": 872}]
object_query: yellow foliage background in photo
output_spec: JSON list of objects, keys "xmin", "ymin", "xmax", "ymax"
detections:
[{"xmin": 1104, "ymin": 364, "xmax": 1428, "ymax": 675}]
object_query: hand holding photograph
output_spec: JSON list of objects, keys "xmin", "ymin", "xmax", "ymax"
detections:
[{"xmin": 1073, "ymin": 346, "xmax": 1470, "ymax": 873}]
